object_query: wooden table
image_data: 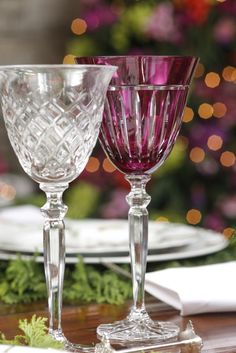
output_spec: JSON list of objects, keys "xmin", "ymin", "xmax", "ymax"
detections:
[{"xmin": 0, "ymin": 296, "xmax": 236, "ymax": 353}]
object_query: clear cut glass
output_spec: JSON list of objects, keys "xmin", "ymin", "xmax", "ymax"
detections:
[
  {"xmin": 75, "ymin": 56, "xmax": 199, "ymax": 345},
  {"xmin": 0, "ymin": 64, "xmax": 116, "ymax": 351}
]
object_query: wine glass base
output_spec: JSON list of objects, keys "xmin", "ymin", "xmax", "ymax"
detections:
[
  {"xmin": 97, "ymin": 317, "xmax": 179, "ymax": 345},
  {"xmin": 49, "ymin": 330, "xmax": 95, "ymax": 353},
  {"xmin": 65, "ymin": 341, "xmax": 96, "ymax": 353},
  {"xmin": 49, "ymin": 328, "xmax": 67, "ymax": 343}
]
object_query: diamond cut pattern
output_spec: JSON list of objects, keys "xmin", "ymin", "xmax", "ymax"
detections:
[{"xmin": 1, "ymin": 76, "xmax": 105, "ymax": 183}]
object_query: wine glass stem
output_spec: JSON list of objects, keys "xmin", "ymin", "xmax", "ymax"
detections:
[
  {"xmin": 125, "ymin": 174, "xmax": 151, "ymax": 316},
  {"xmin": 40, "ymin": 183, "xmax": 68, "ymax": 340}
]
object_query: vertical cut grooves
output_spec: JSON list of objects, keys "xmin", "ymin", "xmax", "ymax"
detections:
[
  {"xmin": 134, "ymin": 90, "xmax": 142, "ymax": 158},
  {"xmin": 147, "ymin": 91, "xmax": 157, "ymax": 150},
  {"xmin": 168, "ymin": 90, "xmax": 187, "ymax": 145},
  {"xmin": 105, "ymin": 97, "xmax": 123, "ymax": 159},
  {"xmin": 119, "ymin": 90, "xmax": 132, "ymax": 158},
  {"xmin": 159, "ymin": 91, "xmax": 170, "ymax": 152}
]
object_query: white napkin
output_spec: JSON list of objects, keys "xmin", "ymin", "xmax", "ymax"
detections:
[{"xmin": 145, "ymin": 261, "xmax": 236, "ymax": 316}]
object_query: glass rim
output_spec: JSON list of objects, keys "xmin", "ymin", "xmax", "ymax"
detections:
[
  {"xmin": 0, "ymin": 64, "xmax": 117, "ymax": 71},
  {"xmin": 76, "ymin": 55, "xmax": 199, "ymax": 60}
]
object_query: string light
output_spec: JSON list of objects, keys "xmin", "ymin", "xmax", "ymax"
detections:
[
  {"xmin": 232, "ymin": 70, "xmax": 236, "ymax": 83},
  {"xmin": 223, "ymin": 227, "xmax": 235, "ymax": 238},
  {"xmin": 186, "ymin": 209, "xmax": 202, "ymax": 225},
  {"xmin": 85, "ymin": 157, "xmax": 100, "ymax": 173},
  {"xmin": 0, "ymin": 182, "xmax": 16, "ymax": 201},
  {"xmin": 156, "ymin": 216, "xmax": 169, "ymax": 222},
  {"xmin": 213, "ymin": 102, "xmax": 227, "ymax": 118},
  {"xmin": 222, "ymin": 66, "xmax": 236, "ymax": 82},
  {"xmin": 194, "ymin": 63, "xmax": 205, "ymax": 78},
  {"xmin": 102, "ymin": 158, "xmax": 116, "ymax": 173},
  {"xmin": 71, "ymin": 18, "xmax": 87, "ymax": 35},
  {"xmin": 205, "ymin": 72, "xmax": 221, "ymax": 88},
  {"xmin": 198, "ymin": 103, "xmax": 213, "ymax": 119},
  {"xmin": 220, "ymin": 151, "xmax": 236, "ymax": 167},
  {"xmin": 182, "ymin": 106, "xmax": 194, "ymax": 123},
  {"xmin": 207, "ymin": 135, "xmax": 223, "ymax": 151},
  {"xmin": 189, "ymin": 147, "xmax": 205, "ymax": 163},
  {"xmin": 63, "ymin": 55, "xmax": 76, "ymax": 64}
]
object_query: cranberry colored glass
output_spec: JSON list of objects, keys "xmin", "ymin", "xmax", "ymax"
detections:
[{"xmin": 76, "ymin": 56, "xmax": 199, "ymax": 345}]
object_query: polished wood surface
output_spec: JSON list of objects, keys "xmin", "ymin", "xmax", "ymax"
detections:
[{"xmin": 0, "ymin": 296, "xmax": 236, "ymax": 352}]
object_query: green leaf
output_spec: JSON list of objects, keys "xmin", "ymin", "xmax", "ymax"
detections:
[
  {"xmin": 19, "ymin": 315, "xmax": 63, "ymax": 349},
  {"xmin": 0, "ymin": 315, "xmax": 63, "ymax": 349}
]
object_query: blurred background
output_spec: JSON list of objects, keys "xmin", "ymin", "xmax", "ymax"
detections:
[{"xmin": 0, "ymin": 0, "xmax": 235, "ymax": 235}]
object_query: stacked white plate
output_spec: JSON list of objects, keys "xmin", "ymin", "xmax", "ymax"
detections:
[{"xmin": 0, "ymin": 205, "xmax": 228, "ymax": 263}]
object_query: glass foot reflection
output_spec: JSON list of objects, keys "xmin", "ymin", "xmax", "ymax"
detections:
[
  {"xmin": 97, "ymin": 309, "xmax": 179, "ymax": 345},
  {"xmin": 65, "ymin": 340, "xmax": 96, "ymax": 353}
]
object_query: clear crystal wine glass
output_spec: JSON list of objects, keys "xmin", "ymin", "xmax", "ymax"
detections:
[
  {"xmin": 76, "ymin": 56, "xmax": 199, "ymax": 345},
  {"xmin": 0, "ymin": 64, "xmax": 116, "ymax": 349}
]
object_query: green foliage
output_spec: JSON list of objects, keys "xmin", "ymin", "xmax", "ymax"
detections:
[
  {"xmin": 64, "ymin": 258, "xmax": 132, "ymax": 305},
  {"xmin": 0, "ymin": 315, "xmax": 64, "ymax": 349},
  {"xmin": 0, "ymin": 255, "xmax": 132, "ymax": 306},
  {"xmin": 154, "ymin": 140, "xmax": 187, "ymax": 178},
  {"xmin": 0, "ymin": 256, "xmax": 46, "ymax": 304},
  {"xmin": 65, "ymin": 182, "xmax": 100, "ymax": 219},
  {"xmin": 111, "ymin": 3, "xmax": 152, "ymax": 52},
  {"xmin": 68, "ymin": 37, "xmax": 99, "ymax": 57}
]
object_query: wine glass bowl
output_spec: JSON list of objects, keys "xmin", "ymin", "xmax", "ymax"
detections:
[
  {"xmin": 76, "ymin": 56, "xmax": 199, "ymax": 345},
  {"xmin": 1, "ymin": 66, "xmax": 113, "ymax": 184},
  {"xmin": 100, "ymin": 84, "xmax": 188, "ymax": 174},
  {"xmin": 0, "ymin": 64, "xmax": 116, "ymax": 348}
]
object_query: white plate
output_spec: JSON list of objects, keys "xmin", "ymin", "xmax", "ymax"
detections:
[{"xmin": 0, "ymin": 205, "xmax": 228, "ymax": 263}]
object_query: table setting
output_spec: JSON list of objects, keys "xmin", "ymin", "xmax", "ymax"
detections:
[{"xmin": 0, "ymin": 56, "xmax": 235, "ymax": 353}]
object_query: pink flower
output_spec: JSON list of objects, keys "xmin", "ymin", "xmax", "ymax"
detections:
[
  {"xmin": 219, "ymin": 195, "xmax": 236, "ymax": 219},
  {"xmin": 101, "ymin": 189, "xmax": 129, "ymax": 219},
  {"xmin": 214, "ymin": 18, "xmax": 236, "ymax": 44},
  {"xmin": 204, "ymin": 212, "xmax": 225, "ymax": 232},
  {"xmin": 145, "ymin": 2, "xmax": 182, "ymax": 43},
  {"xmin": 84, "ymin": 5, "xmax": 118, "ymax": 30}
]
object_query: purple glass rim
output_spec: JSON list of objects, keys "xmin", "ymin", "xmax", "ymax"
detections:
[
  {"xmin": 75, "ymin": 55, "xmax": 199, "ymax": 86},
  {"xmin": 76, "ymin": 55, "xmax": 198, "ymax": 59}
]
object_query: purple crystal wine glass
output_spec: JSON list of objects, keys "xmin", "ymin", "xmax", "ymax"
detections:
[{"xmin": 76, "ymin": 56, "xmax": 199, "ymax": 345}]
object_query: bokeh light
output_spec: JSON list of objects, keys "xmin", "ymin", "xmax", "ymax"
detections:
[
  {"xmin": 0, "ymin": 182, "xmax": 16, "ymax": 201},
  {"xmin": 182, "ymin": 106, "xmax": 194, "ymax": 123},
  {"xmin": 189, "ymin": 147, "xmax": 205, "ymax": 163},
  {"xmin": 71, "ymin": 18, "xmax": 87, "ymax": 35},
  {"xmin": 220, "ymin": 151, "xmax": 236, "ymax": 167},
  {"xmin": 198, "ymin": 103, "xmax": 214, "ymax": 119},
  {"xmin": 213, "ymin": 102, "xmax": 227, "ymax": 118},
  {"xmin": 156, "ymin": 216, "xmax": 169, "ymax": 222},
  {"xmin": 85, "ymin": 157, "xmax": 100, "ymax": 173},
  {"xmin": 63, "ymin": 55, "xmax": 76, "ymax": 64},
  {"xmin": 222, "ymin": 66, "xmax": 236, "ymax": 82},
  {"xmin": 186, "ymin": 209, "xmax": 202, "ymax": 225},
  {"xmin": 207, "ymin": 135, "xmax": 223, "ymax": 151},
  {"xmin": 102, "ymin": 158, "xmax": 116, "ymax": 173},
  {"xmin": 194, "ymin": 62, "xmax": 205, "ymax": 78},
  {"xmin": 223, "ymin": 227, "xmax": 235, "ymax": 238},
  {"xmin": 205, "ymin": 72, "xmax": 221, "ymax": 88}
]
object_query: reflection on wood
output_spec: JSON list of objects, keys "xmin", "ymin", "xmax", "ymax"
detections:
[{"xmin": 0, "ymin": 296, "xmax": 235, "ymax": 353}]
